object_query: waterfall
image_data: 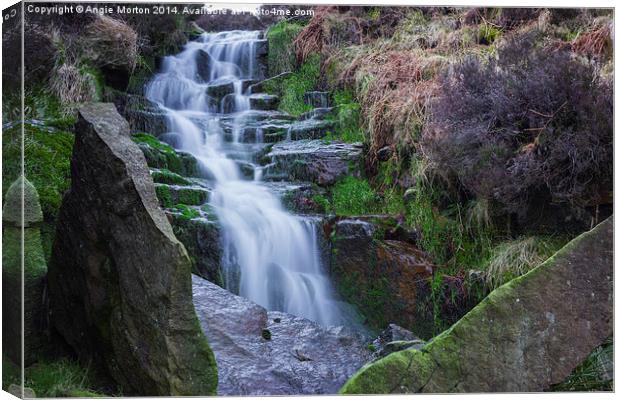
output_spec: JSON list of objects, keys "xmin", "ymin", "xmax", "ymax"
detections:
[{"xmin": 145, "ymin": 31, "xmax": 346, "ymax": 326}]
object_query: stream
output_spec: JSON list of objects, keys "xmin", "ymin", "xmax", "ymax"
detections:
[{"xmin": 145, "ymin": 30, "xmax": 348, "ymax": 326}]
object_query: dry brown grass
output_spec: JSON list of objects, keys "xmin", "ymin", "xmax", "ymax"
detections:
[
  {"xmin": 338, "ymin": 47, "xmax": 445, "ymax": 169},
  {"xmin": 572, "ymin": 22, "xmax": 613, "ymax": 59},
  {"xmin": 293, "ymin": 6, "xmax": 336, "ymax": 64},
  {"xmin": 83, "ymin": 15, "xmax": 138, "ymax": 71},
  {"xmin": 49, "ymin": 62, "xmax": 97, "ymax": 108}
]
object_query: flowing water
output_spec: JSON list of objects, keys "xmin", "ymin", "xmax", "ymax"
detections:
[{"xmin": 146, "ymin": 31, "xmax": 347, "ymax": 326}]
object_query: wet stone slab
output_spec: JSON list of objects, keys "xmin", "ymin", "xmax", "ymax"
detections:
[{"xmin": 192, "ymin": 275, "xmax": 372, "ymax": 395}]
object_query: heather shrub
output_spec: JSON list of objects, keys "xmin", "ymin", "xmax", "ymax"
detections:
[{"xmin": 422, "ymin": 33, "xmax": 612, "ymax": 225}]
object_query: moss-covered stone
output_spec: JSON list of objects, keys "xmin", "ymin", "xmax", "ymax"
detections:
[
  {"xmin": 155, "ymin": 184, "xmax": 209, "ymax": 208},
  {"xmin": 2, "ymin": 177, "xmax": 49, "ymax": 366},
  {"xmin": 151, "ymin": 169, "xmax": 191, "ymax": 185},
  {"xmin": 340, "ymin": 217, "xmax": 613, "ymax": 393},
  {"xmin": 132, "ymin": 133, "xmax": 200, "ymax": 177}
]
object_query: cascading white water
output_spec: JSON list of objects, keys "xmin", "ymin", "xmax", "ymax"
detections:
[{"xmin": 146, "ymin": 31, "xmax": 346, "ymax": 326}]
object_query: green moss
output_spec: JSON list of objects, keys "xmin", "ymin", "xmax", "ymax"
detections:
[
  {"xmin": 265, "ymin": 54, "xmax": 321, "ymax": 117},
  {"xmin": 2, "ymin": 124, "xmax": 74, "ymax": 261},
  {"xmin": 155, "ymin": 184, "xmax": 173, "ymax": 208},
  {"xmin": 172, "ymin": 204, "xmax": 201, "ymax": 220},
  {"xmin": 266, "ymin": 20, "xmax": 305, "ymax": 76},
  {"xmin": 311, "ymin": 194, "xmax": 331, "ymax": 213},
  {"xmin": 79, "ymin": 65, "xmax": 105, "ymax": 101},
  {"xmin": 151, "ymin": 169, "xmax": 191, "ymax": 185},
  {"xmin": 324, "ymin": 89, "xmax": 365, "ymax": 143},
  {"xmin": 132, "ymin": 133, "xmax": 176, "ymax": 155}
]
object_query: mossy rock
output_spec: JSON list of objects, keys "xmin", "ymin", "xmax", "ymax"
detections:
[
  {"xmin": 132, "ymin": 133, "xmax": 200, "ymax": 177},
  {"xmin": 340, "ymin": 217, "xmax": 613, "ymax": 393},
  {"xmin": 151, "ymin": 169, "xmax": 191, "ymax": 185},
  {"xmin": 155, "ymin": 184, "xmax": 209, "ymax": 208}
]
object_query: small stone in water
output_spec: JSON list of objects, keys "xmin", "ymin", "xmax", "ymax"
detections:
[
  {"xmin": 274, "ymin": 317, "xmax": 281, "ymax": 323},
  {"xmin": 262, "ymin": 328, "xmax": 272, "ymax": 340}
]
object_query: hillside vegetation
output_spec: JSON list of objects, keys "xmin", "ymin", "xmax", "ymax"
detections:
[{"xmin": 266, "ymin": 6, "xmax": 613, "ymax": 329}]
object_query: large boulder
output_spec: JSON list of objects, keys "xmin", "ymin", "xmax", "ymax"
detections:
[
  {"xmin": 340, "ymin": 217, "xmax": 613, "ymax": 393},
  {"xmin": 2, "ymin": 177, "xmax": 48, "ymax": 366},
  {"xmin": 192, "ymin": 274, "xmax": 372, "ymax": 395},
  {"xmin": 328, "ymin": 218, "xmax": 436, "ymax": 339},
  {"xmin": 47, "ymin": 103, "xmax": 218, "ymax": 396}
]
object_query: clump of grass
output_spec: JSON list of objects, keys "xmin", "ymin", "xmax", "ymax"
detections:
[
  {"xmin": 49, "ymin": 62, "xmax": 99, "ymax": 109},
  {"xmin": 24, "ymin": 359, "xmax": 100, "ymax": 397},
  {"xmin": 272, "ymin": 54, "xmax": 321, "ymax": 116},
  {"xmin": 324, "ymin": 89, "xmax": 365, "ymax": 143},
  {"xmin": 83, "ymin": 15, "xmax": 138, "ymax": 72},
  {"xmin": 484, "ymin": 236, "xmax": 566, "ymax": 289},
  {"xmin": 331, "ymin": 176, "xmax": 380, "ymax": 216},
  {"xmin": 267, "ymin": 20, "xmax": 305, "ymax": 75}
]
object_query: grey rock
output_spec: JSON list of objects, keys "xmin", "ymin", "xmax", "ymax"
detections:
[
  {"xmin": 47, "ymin": 103, "xmax": 218, "ymax": 395},
  {"xmin": 196, "ymin": 49, "xmax": 214, "ymax": 82},
  {"xmin": 206, "ymin": 80, "xmax": 235, "ymax": 101},
  {"xmin": 263, "ymin": 140, "xmax": 363, "ymax": 186},
  {"xmin": 303, "ymin": 91, "xmax": 330, "ymax": 108},
  {"xmin": 192, "ymin": 275, "xmax": 372, "ymax": 395},
  {"xmin": 249, "ymin": 94, "xmax": 279, "ymax": 111},
  {"xmin": 299, "ymin": 107, "xmax": 333, "ymax": 121},
  {"xmin": 288, "ymin": 119, "xmax": 335, "ymax": 141},
  {"xmin": 170, "ymin": 214, "xmax": 222, "ymax": 286}
]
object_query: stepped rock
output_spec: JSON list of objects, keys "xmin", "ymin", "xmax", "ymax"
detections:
[
  {"xmin": 264, "ymin": 140, "xmax": 363, "ymax": 186},
  {"xmin": 47, "ymin": 103, "xmax": 218, "ymax": 396},
  {"xmin": 341, "ymin": 217, "xmax": 613, "ymax": 393},
  {"xmin": 192, "ymin": 274, "xmax": 372, "ymax": 395}
]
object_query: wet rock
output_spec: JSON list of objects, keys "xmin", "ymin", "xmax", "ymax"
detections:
[
  {"xmin": 47, "ymin": 103, "xmax": 218, "ymax": 395},
  {"xmin": 304, "ymin": 91, "xmax": 330, "ymax": 108},
  {"xmin": 192, "ymin": 274, "xmax": 372, "ymax": 395},
  {"xmin": 274, "ymin": 183, "xmax": 329, "ymax": 214},
  {"xmin": 255, "ymin": 39, "xmax": 269, "ymax": 57},
  {"xmin": 288, "ymin": 119, "xmax": 335, "ymax": 141},
  {"xmin": 2, "ymin": 177, "xmax": 48, "ymax": 366},
  {"xmin": 151, "ymin": 168, "xmax": 191, "ymax": 185},
  {"xmin": 329, "ymin": 219, "xmax": 436, "ymax": 339},
  {"xmin": 135, "ymin": 135, "xmax": 201, "ymax": 178},
  {"xmin": 155, "ymin": 183, "xmax": 210, "ymax": 208},
  {"xmin": 111, "ymin": 93, "xmax": 168, "ymax": 136},
  {"xmin": 249, "ymin": 94, "xmax": 279, "ymax": 111},
  {"xmin": 206, "ymin": 80, "xmax": 235, "ymax": 101},
  {"xmin": 370, "ymin": 324, "xmax": 426, "ymax": 359},
  {"xmin": 169, "ymin": 214, "xmax": 222, "ymax": 285},
  {"xmin": 299, "ymin": 107, "xmax": 333, "ymax": 121},
  {"xmin": 377, "ymin": 146, "xmax": 393, "ymax": 162},
  {"xmin": 264, "ymin": 140, "xmax": 363, "ymax": 186},
  {"xmin": 196, "ymin": 49, "xmax": 214, "ymax": 82},
  {"xmin": 341, "ymin": 217, "xmax": 614, "ymax": 394}
]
